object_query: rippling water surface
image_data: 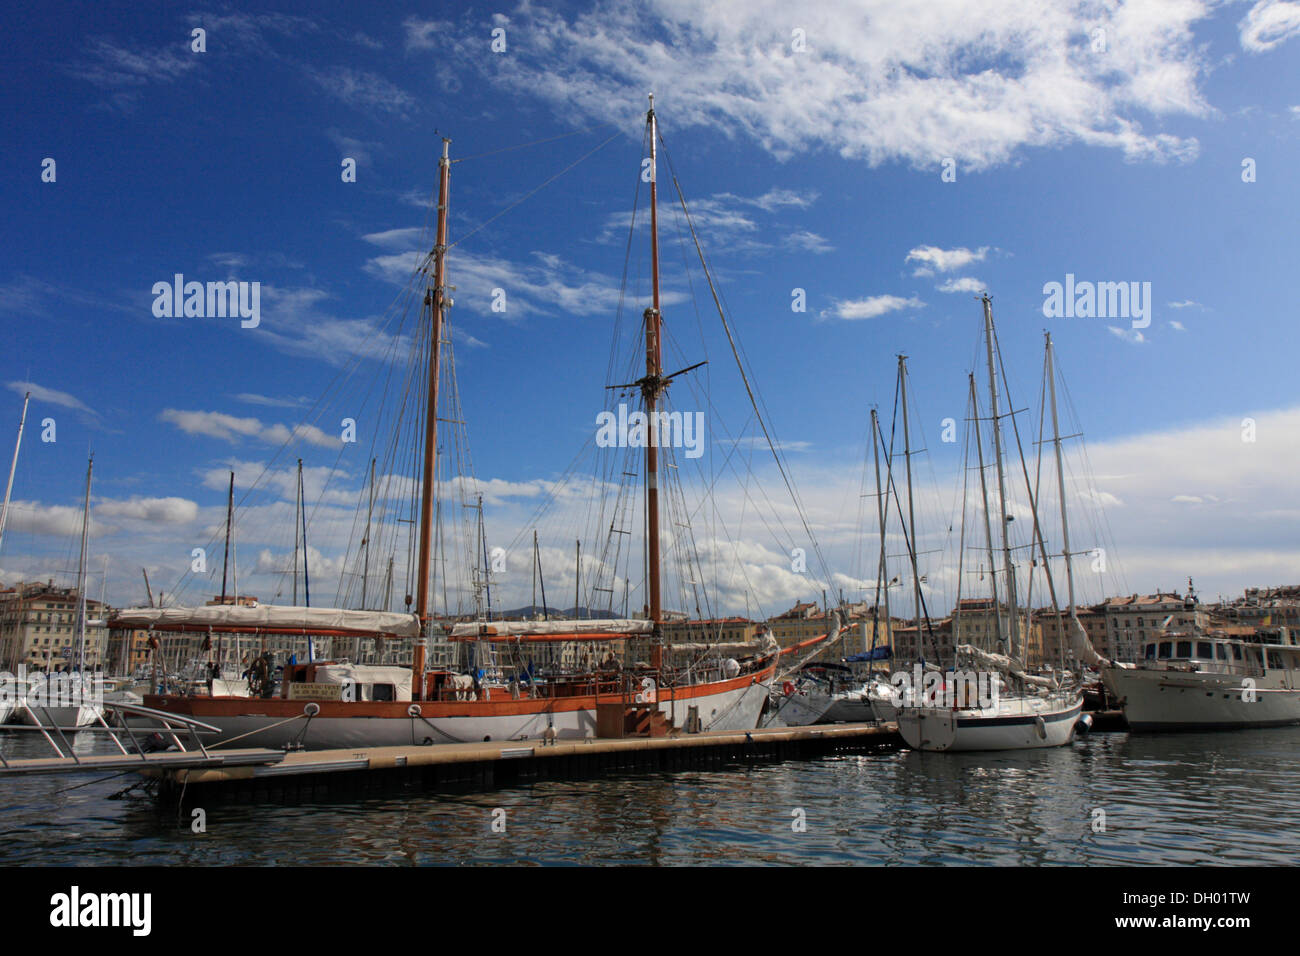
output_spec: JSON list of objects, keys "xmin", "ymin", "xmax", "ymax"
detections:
[{"xmin": 1, "ymin": 727, "xmax": 1295, "ymax": 865}]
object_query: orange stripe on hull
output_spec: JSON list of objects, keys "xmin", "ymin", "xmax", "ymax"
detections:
[{"xmin": 145, "ymin": 663, "xmax": 775, "ymax": 721}]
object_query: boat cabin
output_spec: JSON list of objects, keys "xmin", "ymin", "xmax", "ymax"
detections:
[
  {"xmin": 1142, "ymin": 627, "xmax": 1300, "ymax": 676},
  {"xmin": 279, "ymin": 661, "xmax": 413, "ymax": 702}
]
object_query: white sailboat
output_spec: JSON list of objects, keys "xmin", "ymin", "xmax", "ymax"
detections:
[
  {"xmin": 897, "ymin": 300, "xmax": 1087, "ymax": 752},
  {"xmin": 0, "ymin": 392, "xmax": 30, "ymax": 726},
  {"xmin": 18, "ymin": 455, "xmax": 104, "ymax": 730}
]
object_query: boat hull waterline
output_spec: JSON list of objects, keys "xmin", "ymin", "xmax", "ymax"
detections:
[
  {"xmin": 897, "ymin": 696, "xmax": 1083, "ymax": 752},
  {"xmin": 1102, "ymin": 666, "xmax": 1300, "ymax": 731}
]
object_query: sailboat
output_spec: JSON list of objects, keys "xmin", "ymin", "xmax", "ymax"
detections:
[
  {"xmin": 120, "ymin": 101, "xmax": 843, "ymax": 750},
  {"xmin": 18, "ymin": 455, "xmax": 104, "ymax": 730},
  {"xmin": 0, "ymin": 391, "xmax": 31, "ymax": 725},
  {"xmin": 896, "ymin": 298, "xmax": 1087, "ymax": 752}
]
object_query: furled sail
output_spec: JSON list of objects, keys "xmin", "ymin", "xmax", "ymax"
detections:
[
  {"xmin": 449, "ymin": 618, "xmax": 655, "ymax": 640},
  {"xmin": 1067, "ymin": 613, "xmax": 1108, "ymax": 667},
  {"xmin": 955, "ymin": 643, "xmax": 1055, "ymax": 688},
  {"xmin": 108, "ymin": 604, "xmax": 421, "ymax": 638}
]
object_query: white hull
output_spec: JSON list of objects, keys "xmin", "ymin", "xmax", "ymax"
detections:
[
  {"xmin": 17, "ymin": 702, "xmax": 103, "ymax": 729},
  {"xmin": 0, "ymin": 700, "xmax": 13, "ymax": 725},
  {"xmin": 769, "ymin": 687, "xmax": 834, "ymax": 726},
  {"xmin": 897, "ymin": 694, "xmax": 1083, "ymax": 751},
  {"xmin": 823, "ymin": 692, "xmax": 875, "ymax": 723},
  {"xmin": 1103, "ymin": 666, "xmax": 1300, "ymax": 731},
  {"xmin": 157, "ymin": 677, "xmax": 772, "ymax": 750}
]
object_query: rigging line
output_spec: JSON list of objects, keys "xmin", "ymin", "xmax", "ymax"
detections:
[
  {"xmin": 881, "ymin": 420, "xmax": 942, "ymax": 663},
  {"xmin": 451, "ymin": 125, "xmax": 616, "ymax": 164},
  {"xmin": 447, "ymin": 130, "xmax": 623, "ymax": 251},
  {"xmin": 165, "ymin": 257, "xmax": 429, "ymax": 605},
  {"xmin": 990, "ymin": 320, "xmax": 1064, "ymax": 637},
  {"xmin": 664, "ymin": 165, "xmax": 836, "ymax": 594}
]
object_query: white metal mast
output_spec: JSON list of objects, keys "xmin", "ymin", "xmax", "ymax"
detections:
[
  {"xmin": 0, "ymin": 391, "xmax": 30, "ymax": 557},
  {"xmin": 898, "ymin": 356, "xmax": 925, "ymax": 658},
  {"xmin": 74, "ymin": 455, "xmax": 93, "ymax": 672},
  {"xmin": 981, "ymin": 295, "xmax": 1019, "ymax": 661}
]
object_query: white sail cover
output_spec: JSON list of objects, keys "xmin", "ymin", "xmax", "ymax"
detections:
[
  {"xmin": 667, "ymin": 634, "xmax": 780, "ymax": 657},
  {"xmin": 955, "ymin": 644, "xmax": 1055, "ymax": 688},
  {"xmin": 450, "ymin": 618, "xmax": 654, "ymax": 639},
  {"xmin": 108, "ymin": 604, "xmax": 421, "ymax": 638},
  {"xmin": 1067, "ymin": 613, "xmax": 1108, "ymax": 667}
]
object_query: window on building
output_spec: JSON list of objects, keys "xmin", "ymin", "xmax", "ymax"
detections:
[{"xmin": 1158, "ymin": 642, "xmax": 1173, "ymax": 659}]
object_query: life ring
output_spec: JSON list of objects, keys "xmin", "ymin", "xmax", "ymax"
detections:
[{"xmin": 782, "ymin": 681, "xmax": 796, "ymax": 696}]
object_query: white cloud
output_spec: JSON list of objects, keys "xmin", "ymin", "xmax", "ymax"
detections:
[
  {"xmin": 823, "ymin": 295, "xmax": 923, "ymax": 320},
  {"xmin": 96, "ymin": 496, "xmax": 199, "ymax": 524},
  {"xmin": 936, "ymin": 276, "xmax": 985, "ymax": 294},
  {"xmin": 1107, "ymin": 325, "xmax": 1146, "ymax": 344},
  {"xmin": 906, "ymin": 245, "xmax": 989, "ymax": 275},
  {"xmin": 366, "ymin": 241, "xmax": 684, "ymax": 321},
  {"xmin": 232, "ymin": 393, "xmax": 310, "ymax": 409},
  {"xmin": 1167, "ymin": 299, "xmax": 1201, "ymax": 309},
  {"xmin": 6, "ymin": 381, "xmax": 96, "ymax": 416},
  {"xmin": 303, "ymin": 66, "xmax": 416, "ymax": 117},
  {"xmin": 1240, "ymin": 0, "xmax": 1300, "ymax": 52},
  {"xmin": 326, "ymin": 128, "xmax": 379, "ymax": 168},
  {"xmin": 1169, "ymin": 319, "xmax": 1186, "ymax": 332},
  {"xmin": 784, "ymin": 230, "xmax": 833, "ymax": 254},
  {"xmin": 160, "ymin": 409, "xmax": 340, "ymax": 448},
  {"xmin": 414, "ymin": 1, "xmax": 1210, "ymax": 171}
]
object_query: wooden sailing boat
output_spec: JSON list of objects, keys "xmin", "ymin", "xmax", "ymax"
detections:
[
  {"xmin": 896, "ymin": 296, "xmax": 1086, "ymax": 751},
  {"xmin": 122, "ymin": 102, "xmax": 842, "ymax": 749}
]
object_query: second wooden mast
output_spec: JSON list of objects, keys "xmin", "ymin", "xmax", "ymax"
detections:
[
  {"xmin": 414, "ymin": 137, "xmax": 451, "ymax": 698},
  {"xmin": 643, "ymin": 96, "xmax": 665, "ymax": 661}
]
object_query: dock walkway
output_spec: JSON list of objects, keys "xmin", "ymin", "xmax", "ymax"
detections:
[{"xmin": 155, "ymin": 721, "xmax": 902, "ymax": 803}]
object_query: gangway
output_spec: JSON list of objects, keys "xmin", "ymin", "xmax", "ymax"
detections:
[{"xmin": 0, "ymin": 701, "xmax": 286, "ymax": 777}]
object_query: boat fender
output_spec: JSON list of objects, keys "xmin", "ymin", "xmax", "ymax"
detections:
[
  {"xmin": 303, "ymin": 702, "xmax": 320, "ymax": 718},
  {"xmin": 1074, "ymin": 713, "xmax": 1093, "ymax": 737},
  {"xmin": 408, "ymin": 704, "xmax": 422, "ymax": 718},
  {"xmin": 1034, "ymin": 715, "xmax": 1047, "ymax": 739},
  {"xmin": 782, "ymin": 681, "xmax": 796, "ymax": 696}
]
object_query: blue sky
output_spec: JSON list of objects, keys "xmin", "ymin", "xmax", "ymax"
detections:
[{"xmin": 3, "ymin": 1, "xmax": 1300, "ymax": 618}]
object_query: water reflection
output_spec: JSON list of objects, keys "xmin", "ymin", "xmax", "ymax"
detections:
[{"xmin": 0, "ymin": 726, "xmax": 1295, "ymax": 865}]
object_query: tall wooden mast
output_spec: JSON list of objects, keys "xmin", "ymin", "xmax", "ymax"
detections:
[
  {"xmin": 414, "ymin": 137, "xmax": 451, "ymax": 697},
  {"xmin": 644, "ymin": 95, "xmax": 664, "ymax": 646}
]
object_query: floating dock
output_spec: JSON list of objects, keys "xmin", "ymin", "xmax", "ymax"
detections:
[{"xmin": 152, "ymin": 722, "xmax": 902, "ymax": 803}]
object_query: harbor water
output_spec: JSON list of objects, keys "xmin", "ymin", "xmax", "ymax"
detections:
[{"xmin": 1, "ymin": 726, "xmax": 1295, "ymax": 866}]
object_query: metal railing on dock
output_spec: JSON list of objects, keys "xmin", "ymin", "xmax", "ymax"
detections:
[{"xmin": 0, "ymin": 701, "xmax": 285, "ymax": 777}]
